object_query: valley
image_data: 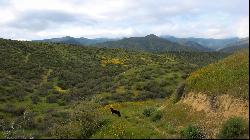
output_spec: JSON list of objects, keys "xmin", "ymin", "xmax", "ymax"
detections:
[{"xmin": 0, "ymin": 37, "xmax": 248, "ymax": 139}]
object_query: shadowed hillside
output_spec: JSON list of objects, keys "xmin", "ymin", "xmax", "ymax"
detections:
[{"xmin": 95, "ymin": 34, "xmax": 208, "ymax": 52}]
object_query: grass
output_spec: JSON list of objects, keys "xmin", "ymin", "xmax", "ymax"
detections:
[
  {"xmin": 91, "ymin": 98, "xmax": 208, "ymax": 139},
  {"xmin": 187, "ymin": 49, "xmax": 249, "ymax": 99},
  {"xmin": 0, "ymin": 38, "xmax": 247, "ymax": 139}
]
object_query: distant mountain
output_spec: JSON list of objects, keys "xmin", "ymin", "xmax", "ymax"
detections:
[
  {"xmin": 219, "ymin": 37, "xmax": 249, "ymax": 53},
  {"xmin": 95, "ymin": 34, "xmax": 206, "ymax": 52},
  {"xmin": 161, "ymin": 35, "xmax": 240, "ymax": 50},
  {"xmin": 161, "ymin": 36, "xmax": 212, "ymax": 52},
  {"xmin": 33, "ymin": 36, "xmax": 118, "ymax": 45}
]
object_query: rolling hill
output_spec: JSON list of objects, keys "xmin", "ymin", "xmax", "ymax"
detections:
[
  {"xmin": 160, "ymin": 36, "xmax": 213, "ymax": 52},
  {"xmin": 161, "ymin": 35, "xmax": 240, "ymax": 50},
  {"xmin": 186, "ymin": 48, "xmax": 249, "ymax": 99},
  {"xmin": 33, "ymin": 36, "xmax": 118, "ymax": 45},
  {"xmin": 219, "ymin": 37, "xmax": 249, "ymax": 53},
  {"xmin": 0, "ymin": 38, "xmax": 246, "ymax": 139},
  {"xmin": 95, "ymin": 34, "xmax": 209, "ymax": 52}
]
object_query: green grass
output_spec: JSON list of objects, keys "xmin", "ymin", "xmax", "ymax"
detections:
[
  {"xmin": 0, "ymin": 38, "xmax": 243, "ymax": 139},
  {"xmin": 91, "ymin": 99, "xmax": 207, "ymax": 139},
  {"xmin": 187, "ymin": 49, "xmax": 249, "ymax": 99}
]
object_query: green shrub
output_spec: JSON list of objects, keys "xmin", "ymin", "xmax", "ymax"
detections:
[
  {"xmin": 49, "ymin": 102, "xmax": 105, "ymax": 139},
  {"xmin": 30, "ymin": 95, "xmax": 40, "ymax": 104},
  {"xmin": 57, "ymin": 100, "xmax": 66, "ymax": 106},
  {"xmin": 171, "ymin": 82, "xmax": 185, "ymax": 103},
  {"xmin": 142, "ymin": 107, "xmax": 156, "ymax": 117},
  {"xmin": 46, "ymin": 95, "xmax": 58, "ymax": 103},
  {"xmin": 180, "ymin": 124, "xmax": 206, "ymax": 139},
  {"xmin": 14, "ymin": 111, "xmax": 36, "ymax": 129},
  {"xmin": 0, "ymin": 104, "xmax": 25, "ymax": 116},
  {"xmin": 151, "ymin": 111, "xmax": 162, "ymax": 122},
  {"xmin": 218, "ymin": 117, "xmax": 246, "ymax": 139}
]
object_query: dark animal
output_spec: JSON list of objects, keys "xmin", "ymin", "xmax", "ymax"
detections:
[{"xmin": 110, "ymin": 108, "xmax": 121, "ymax": 117}]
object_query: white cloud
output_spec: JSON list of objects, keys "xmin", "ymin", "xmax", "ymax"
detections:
[
  {"xmin": 236, "ymin": 16, "xmax": 249, "ymax": 38},
  {"xmin": 0, "ymin": 0, "xmax": 249, "ymax": 40}
]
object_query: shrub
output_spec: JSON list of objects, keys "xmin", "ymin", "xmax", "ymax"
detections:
[
  {"xmin": 46, "ymin": 95, "xmax": 58, "ymax": 103},
  {"xmin": 14, "ymin": 111, "xmax": 36, "ymax": 129},
  {"xmin": 57, "ymin": 100, "xmax": 66, "ymax": 106},
  {"xmin": 30, "ymin": 95, "xmax": 40, "ymax": 104},
  {"xmin": 14, "ymin": 107, "xmax": 26, "ymax": 116},
  {"xmin": 180, "ymin": 124, "xmax": 206, "ymax": 139},
  {"xmin": 151, "ymin": 111, "xmax": 162, "ymax": 122},
  {"xmin": 218, "ymin": 117, "xmax": 246, "ymax": 139},
  {"xmin": 49, "ymin": 102, "xmax": 105, "ymax": 139},
  {"xmin": 171, "ymin": 82, "xmax": 185, "ymax": 103},
  {"xmin": 0, "ymin": 104, "xmax": 25, "ymax": 116},
  {"xmin": 143, "ymin": 107, "xmax": 156, "ymax": 117}
]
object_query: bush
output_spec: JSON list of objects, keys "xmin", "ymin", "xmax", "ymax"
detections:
[
  {"xmin": 0, "ymin": 104, "xmax": 25, "ymax": 116},
  {"xmin": 142, "ymin": 107, "xmax": 156, "ymax": 117},
  {"xmin": 14, "ymin": 111, "xmax": 36, "ymax": 129},
  {"xmin": 30, "ymin": 95, "xmax": 40, "ymax": 104},
  {"xmin": 171, "ymin": 82, "xmax": 185, "ymax": 103},
  {"xmin": 151, "ymin": 111, "xmax": 162, "ymax": 122},
  {"xmin": 218, "ymin": 117, "xmax": 246, "ymax": 139},
  {"xmin": 49, "ymin": 102, "xmax": 105, "ymax": 139},
  {"xmin": 180, "ymin": 124, "xmax": 206, "ymax": 139},
  {"xmin": 46, "ymin": 95, "xmax": 58, "ymax": 103}
]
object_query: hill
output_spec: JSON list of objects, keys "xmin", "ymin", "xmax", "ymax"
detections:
[
  {"xmin": 0, "ymin": 38, "xmax": 237, "ymax": 139},
  {"xmin": 33, "ymin": 36, "xmax": 117, "ymax": 45},
  {"xmin": 161, "ymin": 36, "xmax": 213, "ymax": 52},
  {"xmin": 219, "ymin": 37, "xmax": 249, "ymax": 53},
  {"xmin": 186, "ymin": 49, "xmax": 249, "ymax": 99},
  {"xmin": 161, "ymin": 35, "xmax": 240, "ymax": 50},
  {"xmin": 95, "ymin": 34, "xmax": 207, "ymax": 52}
]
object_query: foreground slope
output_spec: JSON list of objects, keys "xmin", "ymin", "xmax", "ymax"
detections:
[
  {"xmin": 186, "ymin": 49, "xmax": 249, "ymax": 99},
  {"xmin": 177, "ymin": 49, "xmax": 249, "ymax": 138},
  {"xmin": 0, "ymin": 38, "xmax": 234, "ymax": 139}
]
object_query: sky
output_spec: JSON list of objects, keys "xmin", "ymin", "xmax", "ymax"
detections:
[{"xmin": 0, "ymin": 0, "xmax": 249, "ymax": 40}]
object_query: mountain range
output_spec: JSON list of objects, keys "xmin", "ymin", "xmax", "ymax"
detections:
[
  {"xmin": 218, "ymin": 37, "xmax": 249, "ymax": 53},
  {"xmin": 161, "ymin": 35, "xmax": 241, "ymax": 50},
  {"xmin": 93, "ymin": 34, "xmax": 212, "ymax": 52},
  {"xmin": 33, "ymin": 36, "xmax": 118, "ymax": 45},
  {"xmin": 33, "ymin": 35, "xmax": 248, "ymax": 53}
]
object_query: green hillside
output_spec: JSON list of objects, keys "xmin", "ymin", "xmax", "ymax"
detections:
[
  {"xmin": 34, "ymin": 36, "xmax": 117, "ymax": 45},
  {"xmin": 0, "ymin": 38, "xmax": 239, "ymax": 139},
  {"xmin": 219, "ymin": 37, "xmax": 249, "ymax": 53},
  {"xmin": 187, "ymin": 49, "xmax": 249, "ymax": 99},
  {"xmin": 0, "ymin": 38, "xmax": 195, "ymax": 104},
  {"xmin": 95, "ymin": 34, "xmax": 204, "ymax": 52},
  {"xmin": 161, "ymin": 35, "xmax": 240, "ymax": 50}
]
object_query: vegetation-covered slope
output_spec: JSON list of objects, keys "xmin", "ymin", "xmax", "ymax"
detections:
[
  {"xmin": 95, "ymin": 34, "xmax": 204, "ymax": 52},
  {"xmin": 161, "ymin": 35, "xmax": 240, "ymax": 50},
  {"xmin": 0, "ymin": 38, "xmax": 234, "ymax": 139},
  {"xmin": 219, "ymin": 37, "xmax": 249, "ymax": 53},
  {"xmin": 186, "ymin": 49, "xmax": 249, "ymax": 99},
  {"xmin": 34, "ymin": 36, "xmax": 117, "ymax": 45},
  {"xmin": 161, "ymin": 36, "xmax": 213, "ymax": 52}
]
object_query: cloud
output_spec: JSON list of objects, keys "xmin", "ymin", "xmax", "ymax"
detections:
[
  {"xmin": 6, "ymin": 10, "xmax": 97, "ymax": 31},
  {"xmin": 236, "ymin": 16, "xmax": 249, "ymax": 38},
  {"xmin": 0, "ymin": 0, "xmax": 10, "ymax": 6},
  {"xmin": 0, "ymin": 0, "xmax": 249, "ymax": 40}
]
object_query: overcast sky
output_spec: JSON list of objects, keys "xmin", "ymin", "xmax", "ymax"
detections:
[{"xmin": 0, "ymin": 0, "xmax": 249, "ymax": 40}]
